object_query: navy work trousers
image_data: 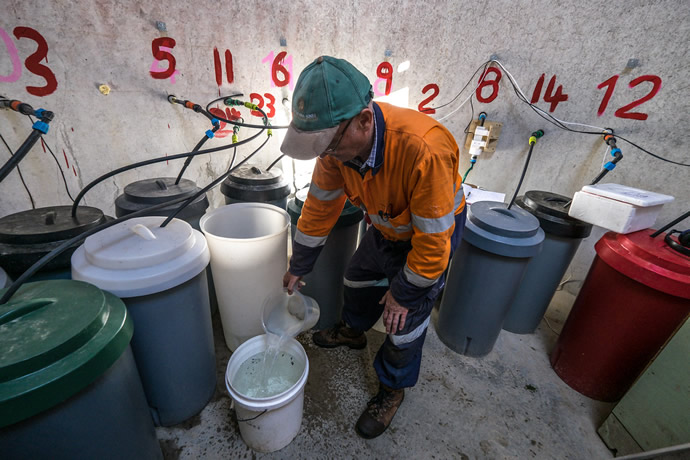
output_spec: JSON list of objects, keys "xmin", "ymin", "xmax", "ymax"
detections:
[{"xmin": 342, "ymin": 208, "xmax": 466, "ymax": 389}]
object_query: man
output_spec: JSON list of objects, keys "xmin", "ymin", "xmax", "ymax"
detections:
[{"xmin": 280, "ymin": 56, "xmax": 466, "ymax": 439}]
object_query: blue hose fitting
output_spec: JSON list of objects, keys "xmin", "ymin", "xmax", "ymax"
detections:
[
  {"xmin": 35, "ymin": 108, "xmax": 45, "ymax": 118},
  {"xmin": 32, "ymin": 121, "xmax": 49, "ymax": 134},
  {"xmin": 211, "ymin": 118, "xmax": 220, "ymax": 127},
  {"xmin": 205, "ymin": 129, "xmax": 215, "ymax": 139},
  {"xmin": 604, "ymin": 162, "xmax": 616, "ymax": 171},
  {"xmin": 610, "ymin": 148, "xmax": 621, "ymax": 157}
]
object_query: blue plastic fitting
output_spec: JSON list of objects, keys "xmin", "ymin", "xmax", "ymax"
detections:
[
  {"xmin": 610, "ymin": 148, "xmax": 622, "ymax": 157},
  {"xmin": 604, "ymin": 162, "xmax": 616, "ymax": 171},
  {"xmin": 35, "ymin": 108, "xmax": 45, "ymax": 117},
  {"xmin": 32, "ymin": 121, "xmax": 49, "ymax": 134},
  {"xmin": 211, "ymin": 118, "xmax": 220, "ymax": 126},
  {"xmin": 478, "ymin": 113, "xmax": 487, "ymax": 120},
  {"xmin": 205, "ymin": 129, "xmax": 215, "ymax": 139}
]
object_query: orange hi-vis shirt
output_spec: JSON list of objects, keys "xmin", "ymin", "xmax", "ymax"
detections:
[{"xmin": 292, "ymin": 102, "xmax": 465, "ymax": 305}]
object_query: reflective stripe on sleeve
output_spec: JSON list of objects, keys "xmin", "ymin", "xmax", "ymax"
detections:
[
  {"xmin": 403, "ymin": 263, "xmax": 439, "ymax": 288},
  {"xmin": 294, "ymin": 229, "xmax": 328, "ymax": 248},
  {"xmin": 390, "ymin": 316, "xmax": 430, "ymax": 345},
  {"xmin": 411, "ymin": 210, "xmax": 455, "ymax": 234},
  {"xmin": 454, "ymin": 185, "xmax": 464, "ymax": 211},
  {"xmin": 308, "ymin": 182, "xmax": 344, "ymax": 201}
]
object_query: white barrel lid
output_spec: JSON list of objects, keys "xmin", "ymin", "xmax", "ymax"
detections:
[
  {"xmin": 71, "ymin": 216, "xmax": 210, "ymax": 297},
  {"xmin": 581, "ymin": 184, "xmax": 674, "ymax": 207}
]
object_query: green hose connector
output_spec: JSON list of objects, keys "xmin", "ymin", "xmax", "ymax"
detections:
[
  {"xmin": 223, "ymin": 98, "xmax": 243, "ymax": 107},
  {"xmin": 243, "ymin": 102, "xmax": 259, "ymax": 110}
]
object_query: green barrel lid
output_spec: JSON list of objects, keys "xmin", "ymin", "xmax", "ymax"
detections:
[
  {"xmin": 287, "ymin": 188, "xmax": 363, "ymax": 229},
  {"xmin": 0, "ymin": 280, "xmax": 133, "ymax": 428}
]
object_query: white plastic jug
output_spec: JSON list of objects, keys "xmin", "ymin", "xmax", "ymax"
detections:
[
  {"xmin": 261, "ymin": 290, "xmax": 320, "ymax": 338},
  {"xmin": 200, "ymin": 203, "xmax": 290, "ymax": 351}
]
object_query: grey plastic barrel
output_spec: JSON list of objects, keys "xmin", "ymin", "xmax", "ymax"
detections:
[
  {"xmin": 288, "ymin": 188, "xmax": 363, "ymax": 330},
  {"xmin": 221, "ymin": 165, "xmax": 291, "ymax": 209},
  {"xmin": 502, "ymin": 191, "xmax": 593, "ymax": 334},
  {"xmin": 71, "ymin": 217, "xmax": 216, "ymax": 426},
  {"xmin": 115, "ymin": 176, "xmax": 217, "ymax": 312},
  {"xmin": 0, "ymin": 206, "xmax": 108, "ymax": 281},
  {"xmin": 436, "ymin": 201, "xmax": 544, "ymax": 357}
]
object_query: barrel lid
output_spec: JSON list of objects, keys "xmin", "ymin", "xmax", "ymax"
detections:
[
  {"xmin": 0, "ymin": 280, "xmax": 132, "ymax": 427},
  {"xmin": 0, "ymin": 206, "xmax": 106, "ymax": 244},
  {"xmin": 595, "ymin": 228, "xmax": 690, "ymax": 299},
  {"xmin": 463, "ymin": 201, "xmax": 545, "ymax": 257},
  {"xmin": 516, "ymin": 191, "xmax": 592, "ymax": 238},
  {"xmin": 229, "ymin": 165, "xmax": 285, "ymax": 185},
  {"xmin": 221, "ymin": 165, "xmax": 291, "ymax": 201},
  {"xmin": 115, "ymin": 177, "xmax": 209, "ymax": 218},
  {"xmin": 71, "ymin": 216, "xmax": 209, "ymax": 297},
  {"xmin": 288, "ymin": 188, "xmax": 363, "ymax": 229}
]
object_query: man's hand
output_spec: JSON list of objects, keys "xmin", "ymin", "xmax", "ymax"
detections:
[
  {"xmin": 380, "ymin": 290, "xmax": 409, "ymax": 334},
  {"xmin": 283, "ymin": 271, "xmax": 303, "ymax": 295}
]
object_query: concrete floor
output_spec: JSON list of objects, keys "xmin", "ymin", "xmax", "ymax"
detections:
[{"xmin": 156, "ymin": 290, "xmax": 618, "ymax": 459}]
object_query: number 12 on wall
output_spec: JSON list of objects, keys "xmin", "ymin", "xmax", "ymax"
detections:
[{"xmin": 597, "ymin": 74, "xmax": 662, "ymax": 120}]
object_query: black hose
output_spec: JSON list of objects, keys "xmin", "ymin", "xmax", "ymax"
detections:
[
  {"xmin": 71, "ymin": 104, "xmax": 269, "ymax": 217},
  {"xmin": 160, "ymin": 135, "xmax": 272, "ymax": 227},
  {"xmin": 266, "ymin": 154, "xmax": 284, "ymax": 171},
  {"xmin": 174, "ymin": 125, "xmax": 220, "ymax": 184},
  {"xmin": 205, "ymin": 96, "xmax": 290, "ymax": 130},
  {"xmin": 507, "ymin": 143, "xmax": 535, "ymax": 210},
  {"xmin": 650, "ymin": 210, "xmax": 690, "ymax": 238}
]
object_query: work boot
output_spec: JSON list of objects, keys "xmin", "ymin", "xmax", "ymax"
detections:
[
  {"xmin": 312, "ymin": 321, "xmax": 367, "ymax": 349},
  {"xmin": 355, "ymin": 383, "xmax": 405, "ymax": 439}
]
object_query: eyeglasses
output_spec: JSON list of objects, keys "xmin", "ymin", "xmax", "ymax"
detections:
[{"xmin": 321, "ymin": 118, "xmax": 353, "ymax": 157}]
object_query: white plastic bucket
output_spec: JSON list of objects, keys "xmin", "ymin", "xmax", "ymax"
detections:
[
  {"xmin": 225, "ymin": 334, "xmax": 309, "ymax": 453},
  {"xmin": 200, "ymin": 203, "xmax": 290, "ymax": 351}
]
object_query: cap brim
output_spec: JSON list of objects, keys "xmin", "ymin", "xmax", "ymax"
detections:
[{"xmin": 280, "ymin": 122, "xmax": 339, "ymax": 160}]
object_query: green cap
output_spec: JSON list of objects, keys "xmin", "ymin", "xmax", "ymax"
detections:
[
  {"xmin": 280, "ymin": 56, "xmax": 373, "ymax": 160},
  {"xmin": 0, "ymin": 280, "xmax": 133, "ymax": 427}
]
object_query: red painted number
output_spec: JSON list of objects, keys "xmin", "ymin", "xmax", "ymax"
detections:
[
  {"xmin": 596, "ymin": 74, "xmax": 662, "ymax": 120},
  {"xmin": 418, "ymin": 84, "xmax": 439, "ymax": 114},
  {"xmin": 375, "ymin": 62, "xmax": 393, "ymax": 96},
  {"xmin": 476, "ymin": 67, "xmax": 502, "ymax": 103},
  {"xmin": 13, "ymin": 27, "xmax": 58, "ymax": 96},
  {"xmin": 262, "ymin": 51, "xmax": 294, "ymax": 90},
  {"xmin": 596, "ymin": 75, "xmax": 618, "ymax": 116},
  {"xmin": 271, "ymin": 51, "xmax": 290, "ymax": 88},
  {"xmin": 208, "ymin": 107, "xmax": 240, "ymax": 138},
  {"xmin": 615, "ymin": 75, "xmax": 662, "ymax": 121},
  {"xmin": 150, "ymin": 37, "xmax": 176, "ymax": 79},
  {"xmin": 213, "ymin": 48, "xmax": 234, "ymax": 86},
  {"xmin": 530, "ymin": 74, "xmax": 568, "ymax": 112},
  {"xmin": 249, "ymin": 93, "xmax": 276, "ymax": 118}
]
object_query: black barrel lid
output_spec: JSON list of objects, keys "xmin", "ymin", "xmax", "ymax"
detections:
[
  {"xmin": 463, "ymin": 201, "xmax": 544, "ymax": 258},
  {"xmin": 288, "ymin": 188, "xmax": 363, "ymax": 229},
  {"xmin": 516, "ymin": 190, "xmax": 592, "ymax": 238},
  {"xmin": 115, "ymin": 177, "xmax": 209, "ymax": 218},
  {"xmin": 0, "ymin": 206, "xmax": 106, "ymax": 245},
  {"xmin": 221, "ymin": 165, "xmax": 291, "ymax": 202}
]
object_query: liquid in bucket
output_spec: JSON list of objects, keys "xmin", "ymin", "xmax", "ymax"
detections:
[{"xmin": 232, "ymin": 348, "xmax": 302, "ymax": 398}]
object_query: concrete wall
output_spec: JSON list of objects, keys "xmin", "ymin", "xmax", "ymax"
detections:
[{"xmin": 1, "ymin": 0, "xmax": 688, "ymax": 291}]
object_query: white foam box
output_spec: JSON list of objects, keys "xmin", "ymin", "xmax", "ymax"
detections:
[{"xmin": 568, "ymin": 183, "xmax": 674, "ymax": 234}]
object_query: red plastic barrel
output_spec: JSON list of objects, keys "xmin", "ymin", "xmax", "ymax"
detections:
[{"xmin": 550, "ymin": 228, "xmax": 690, "ymax": 402}]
